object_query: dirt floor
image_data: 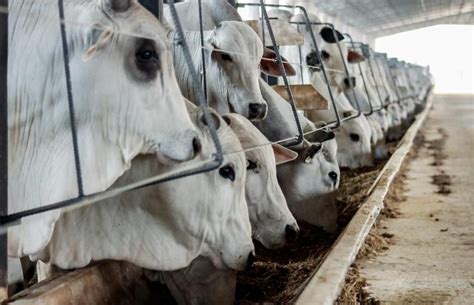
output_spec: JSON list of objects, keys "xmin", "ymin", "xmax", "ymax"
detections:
[{"xmin": 340, "ymin": 94, "xmax": 474, "ymax": 304}]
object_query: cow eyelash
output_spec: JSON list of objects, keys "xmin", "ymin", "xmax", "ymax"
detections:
[{"xmin": 246, "ymin": 160, "xmax": 257, "ymax": 170}]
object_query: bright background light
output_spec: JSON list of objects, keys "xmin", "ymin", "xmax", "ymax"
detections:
[{"xmin": 375, "ymin": 25, "xmax": 473, "ymax": 94}]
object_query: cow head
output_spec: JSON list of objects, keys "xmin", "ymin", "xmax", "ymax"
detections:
[
  {"xmin": 206, "ymin": 21, "xmax": 268, "ymax": 121},
  {"xmin": 333, "ymin": 114, "xmax": 374, "ymax": 168},
  {"xmin": 319, "ymin": 27, "xmax": 366, "ymax": 91},
  {"xmin": 223, "ymin": 114, "xmax": 300, "ymax": 248},
  {"xmin": 277, "ymin": 134, "xmax": 340, "ymax": 233},
  {"xmin": 78, "ymin": 0, "xmax": 201, "ymax": 163}
]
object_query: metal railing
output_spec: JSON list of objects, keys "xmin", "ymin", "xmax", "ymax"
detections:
[{"xmin": 0, "ymin": 0, "xmax": 224, "ymax": 229}]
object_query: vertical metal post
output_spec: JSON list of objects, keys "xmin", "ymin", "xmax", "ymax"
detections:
[{"xmin": 0, "ymin": 0, "xmax": 9, "ymax": 298}]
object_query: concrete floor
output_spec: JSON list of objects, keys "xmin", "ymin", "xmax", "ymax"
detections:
[{"xmin": 361, "ymin": 94, "xmax": 474, "ymax": 304}]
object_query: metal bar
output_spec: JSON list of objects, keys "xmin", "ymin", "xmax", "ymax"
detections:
[
  {"xmin": 364, "ymin": 45, "xmax": 387, "ymax": 111},
  {"xmin": 371, "ymin": 50, "xmax": 391, "ymax": 105},
  {"xmin": 296, "ymin": 94, "xmax": 434, "ymax": 305},
  {"xmin": 0, "ymin": 0, "xmax": 8, "ymax": 295},
  {"xmin": 288, "ymin": 21, "xmax": 363, "ymax": 124},
  {"xmin": 258, "ymin": 0, "xmax": 303, "ymax": 146},
  {"xmin": 58, "ymin": 0, "xmax": 84, "ymax": 198},
  {"xmin": 237, "ymin": 3, "xmax": 345, "ymax": 131},
  {"xmin": 344, "ymin": 33, "xmax": 374, "ymax": 116},
  {"xmin": 0, "ymin": 0, "xmax": 225, "ymax": 229},
  {"xmin": 380, "ymin": 54, "xmax": 402, "ymax": 104},
  {"xmin": 292, "ymin": 11, "xmax": 342, "ymax": 130},
  {"xmin": 197, "ymin": 0, "xmax": 208, "ymax": 102}
]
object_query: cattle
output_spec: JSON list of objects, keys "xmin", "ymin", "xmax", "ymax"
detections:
[
  {"xmin": 301, "ymin": 67, "xmax": 374, "ymax": 168},
  {"xmin": 166, "ymin": 20, "xmax": 269, "ymax": 120},
  {"xmin": 8, "ymin": 0, "xmax": 201, "ymax": 259},
  {"xmin": 152, "ymin": 113, "xmax": 301, "ymax": 305},
  {"xmin": 34, "ymin": 105, "xmax": 254, "ymax": 274},
  {"xmin": 315, "ymin": 28, "xmax": 392, "ymax": 161},
  {"xmin": 278, "ymin": 129, "xmax": 340, "ymax": 232},
  {"xmin": 164, "ymin": 0, "xmax": 243, "ymax": 30},
  {"xmin": 280, "ymin": 13, "xmax": 323, "ymax": 85},
  {"xmin": 277, "ymin": 19, "xmax": 374, "ymax": 168},
  {"xmin": 222, "ymin": 113, "xmax": 300, "ymax": 248}
]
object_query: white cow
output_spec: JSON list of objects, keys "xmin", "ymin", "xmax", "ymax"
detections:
[
  {"xmin": 149, "ymin": 112, "xmax": 301, "ymax": 305},
  {"xmin": 35, "ymin": 105, "xmax": 254, "ymax": 273},
  {"xmin": 311, "ymin": 76, "xmax": 374, "ymax": 168},
  {"xmin": 222, "ymin": 113, "xmax": 299, "ymax": 248},
  {"xmin": 278, "ymin": 129, "xmax": 340, "ymax": 232},
  {"xmin": 164, "ymin": 0, "xmax": 243, "ymax": 30},
  {"xmin": 8, "ymin": 0, "xmax": 200, "ymax": 259},
  {"xmin": 167, "ymin": 21, "xmax": 270, "ymax": 120}
]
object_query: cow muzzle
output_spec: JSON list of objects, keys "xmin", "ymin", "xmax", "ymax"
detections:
[
  {"xmin": 285, "ymin": 224, "xmax": 299, "ymax": 244},
  {"xmin": 156, "ymin": 129, "xmax": 201, "ymax": 163},
  {"xmin": 344, "ymin": 77, "xmax": 356, "ymax": 89},
  {"xmin": 306, "ymin": 51, "xmax": 321, "ymax": 71}
]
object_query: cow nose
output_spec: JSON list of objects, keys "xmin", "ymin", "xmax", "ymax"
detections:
[
  {"xmin": 246, "ymin": 252, "xmax": 255, "ymax": 270},
  {"xmin": 285, "ymin": 224, "xmax": 299, "ymax": 244},
  {"xmin": 344, "ymin": 77, "xmax": 356, "ymax": 88},
  {"xmin": 306, "ymin": 51, "xmax": 320, "ymax": 68},
  {"xmin": 248, "ymin": 103, "xmax": 267, "ymax": 120},
  {"xmin": 328, "ymin": 171, "xmax": 338, "ymax": 184}
]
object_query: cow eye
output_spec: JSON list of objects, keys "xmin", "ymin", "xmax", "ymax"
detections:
[
  {"xmin": 219, "ymin": 165, "xmax": 235, "ymax": 181},
  {"xmin": 220, "ymin": 53, "xmax": 233, "ymax": 62},
  {"xmin": 136, "ymin": 49, "xmax": 159, "ymax": 63},
  {"xmin": 350, "ymin": 133, "xmax": 360, "ymax": 142},
  {"xmin": 247, "ymin": 160, "xmax": 257, "ymax": 170}
]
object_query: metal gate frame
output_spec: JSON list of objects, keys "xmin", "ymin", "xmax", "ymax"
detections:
[
  {"xmin": 0, "ymin": 0, "xmax": 225, "ymax": 229},
  {"xmin": 0, "ymin": 0, "xmax": 8, "ymax": 293}
]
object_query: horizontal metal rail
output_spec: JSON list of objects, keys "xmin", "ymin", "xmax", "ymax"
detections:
[
  {"xmin": 295, "ymin": 89, "xmax": 434, "ymax": 305},
  {"xmin": 0, "ymin": 0, "xmax": 224, "ymax": 229}
]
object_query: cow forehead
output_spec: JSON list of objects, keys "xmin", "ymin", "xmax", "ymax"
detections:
[
  {"xmin": 214, "ymin": 22, "xmax": 263, "ymax": 60},
  {"xmin": 95, "ymin": 4, "xmax": 169, "ymax": 50}
]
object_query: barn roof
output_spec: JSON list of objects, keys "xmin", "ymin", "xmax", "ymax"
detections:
[{"xmin": 303, "ymin": 0, "xmax": 474, "ymax": 37}]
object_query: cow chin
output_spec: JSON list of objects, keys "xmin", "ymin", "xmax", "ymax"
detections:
[
  {"xmin": 207, "ymin": 254, "xmax": 228, "ymax": 270},
  {"xmin": 155, "ymin": 150, "xmax": 182, "ymax": 165}
]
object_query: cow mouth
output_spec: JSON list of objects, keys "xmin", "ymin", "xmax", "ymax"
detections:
[
  {"xmin": 155, "ymin": 149, "xmax": 182, "ymax": 165},
  {"xmin": 208, "ymin": 253, "xmax": 228, "ymax": 271}
]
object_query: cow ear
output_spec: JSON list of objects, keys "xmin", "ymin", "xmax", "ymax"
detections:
[
  {"xmin": 103, "ymin": 0, "xmax": 130, "ymax": 12},
  {"xmin": 82, "ymin": 27, "xmax": 113, "ymax": 61},
  {"xmin": 304, "ymin": 143, "xmax": 322, "ymax": 163},
  {"xmin": 305, "ymin": 130, "xmax": 335, "ymax": 143},
  {"xmin": 272, "ymin": 144, "xmax": 298, "ymax": 165},
  {"xmin": 260, "ymin": 48, "xmax": 296, "ymax": 77},
  {"xmin": 320, "ymin": 27, "xmax": 344, "ymax": 43},
  {"xmin": 347, "ymin": 50, "xmax": 365, "ymax": 63}
]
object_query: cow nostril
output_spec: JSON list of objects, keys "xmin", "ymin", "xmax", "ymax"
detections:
[
  {"xmin": 192, "ymin": 137, "xmax": 202, "ymax": 156},
  {"xmin": 328, "ymin": 171, "xmax": 338, "ymax": 183},
  {"xmin": 248, "ymin": 103, "xmax": 267, "ymax": 120},
  {"xmin": 285, "ymin": 224, "xmax": 299, "ymax": 244},
  {"xmin": 246, "ymin": 252, "xmax": 255, "ymax": 270}
]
